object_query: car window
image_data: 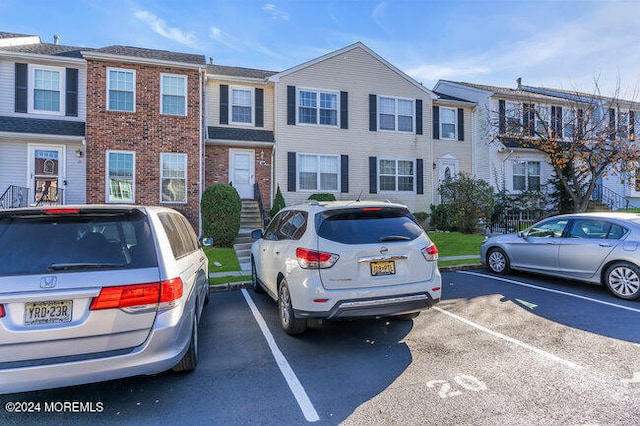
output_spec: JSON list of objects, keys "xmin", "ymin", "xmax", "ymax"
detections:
[
  {"xmin": 568, "ymin": 219, "xmax": 610, "ymax": 239},
  {"xmin": 0, "ymin": 211, "xmax": 158, "ymax": 276},
  {"xmin": 607, "ymin": 223, "xmax": 628, "ymax": 240},
  {"xmin": 316, "ymin": 207, "xmax": 423, "ymax": 244},
  {"xmin": 158, "ymin": 213, "xmax": 194, "ymax": 259},
  {"xmin": 277, "ymin": 211, "xmax": 307, "ymax": 240},
  {"xmin": 264, "ymin": 211, "xmax": 285, "ymax": 241},
  {"xmin": 527, "ymin": 219, "xmax": 569, "ymax": 238}
]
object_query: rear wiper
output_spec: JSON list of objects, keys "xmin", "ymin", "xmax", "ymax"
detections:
[
  {"xmin": 48, "ymin": 263, "xmax": 124, "ymax": 271},
  {"xmin": 379, "ymin": 235, "xmax": 411, "ymax": 242}
]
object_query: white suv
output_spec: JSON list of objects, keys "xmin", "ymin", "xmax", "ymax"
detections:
[{"xmin": 250, "ymin": 201, "xmax": 441, "ymax": 335}]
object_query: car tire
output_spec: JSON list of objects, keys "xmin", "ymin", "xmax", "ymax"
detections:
[
  {"xmin": 487, "ymin": 248, "xmax": 511, "ymax": 274},
  {"xmin": 278, "ymin": 279, "xmax": 307, "ymax": 335},
  {"xmin": 394, "ymin": 312, "xmax": 420, "ymax": 321},
  {"xmin": 604, "ymin": 262, "xmax": 640, "ymax": 300},
  {"xmin": 251, "ymin": 258, "xmax": 264, "ymax": 294},
  {"xmin": 172, "ymin": 313, "xmax": 199, "ymax": 372}
]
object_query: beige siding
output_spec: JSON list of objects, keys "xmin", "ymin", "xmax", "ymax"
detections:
[{"xmin": 206, "ymin": 78, "xmax": 274, "ymax": 132}]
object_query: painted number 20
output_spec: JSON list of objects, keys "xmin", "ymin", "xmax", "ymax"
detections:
[{"xmin": 427, "ymin": 375, "xmax": 487, "ymax": 399}]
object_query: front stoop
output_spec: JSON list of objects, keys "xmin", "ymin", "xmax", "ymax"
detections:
[{"xmin": 234, "ymin": 200, "xmax": 264, "ymax": 268}]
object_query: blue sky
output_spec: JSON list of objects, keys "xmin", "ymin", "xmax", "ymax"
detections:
[{"xmin": 1, "ymin": 0, "xmax": 639, "ymax": 98}]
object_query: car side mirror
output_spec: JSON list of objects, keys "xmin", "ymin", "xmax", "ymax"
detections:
[
  {"xmin": 518, "ymin": 231, "xmax": 527, "ymax": 239},
  {"xmin": 251, "ymin": 229, "xmax": 264, "ymax": 239},
  {"xmin": 200, "ymin": 237, "xmax": 213, "ymax": 247}
]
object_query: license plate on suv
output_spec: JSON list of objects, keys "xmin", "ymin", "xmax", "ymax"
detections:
[
  {"xmin": 24, "ymin": 300, "xmax": 73, "ymax": 326},
  {"xmin": 370, "ymin": 261, "xmax": 396, "ymax": 276}
]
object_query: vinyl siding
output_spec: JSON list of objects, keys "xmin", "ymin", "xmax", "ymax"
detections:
[{"xmin": 206, "ymin": 79, "xmax": 274, "ymax": 132}]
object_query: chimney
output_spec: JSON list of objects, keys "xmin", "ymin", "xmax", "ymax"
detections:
[
  {"xmin": 516, "ymin": 77, "xmax": 522, "ymax": 89},
  {"xmin": 209, "ymin": 57, "xmax": 214, "ymax": 65},
  {"xmin": 53, "ymin": 35, "xmax": 59, "ymax": 45}
]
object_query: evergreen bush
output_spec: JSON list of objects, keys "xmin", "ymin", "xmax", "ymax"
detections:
[
  {"xmin": 201, "ymin": 184, "xmax": 242, "ymax": 247},
  {"xmin": 270, "ymin": 185, "xmax": 286, "ymax": 218},
  {"xmin": 307, "ymin": 193, "xmax": 336, "ymax": 202}
]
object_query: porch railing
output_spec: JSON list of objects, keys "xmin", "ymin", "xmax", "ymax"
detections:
[
  {"xmin": 0, "ymin": 185, "xmax": 29, "ymax": 209},
  {"xmin": 487, "ymin": 209, "xmax": 548, "ymax": 235},
  {"xmin": 253, "ymin": 182, "xmax": 270, "ymax": 227},
  {"xmin": 591, "ymin": 183, "xmax": 640, "ymax": 211}
]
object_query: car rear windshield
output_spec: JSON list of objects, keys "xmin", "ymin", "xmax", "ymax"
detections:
[
  {"xmin": 0, "ymin": 210, "xmax": 158, "ymax": 276},
  {"xmin": 316, "ymin": 207, "xmax": 423, "ymax": 244}
]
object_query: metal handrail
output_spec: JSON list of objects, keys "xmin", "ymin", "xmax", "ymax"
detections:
[
  {"xmin": 35, "ymin": 186, "xmax": 63, "ymax": 207},
  {"xmin": 592, "ymin": 183, "xmax": 640, "ymax": 211},
  {"xmin": 253, "ymin": 182, "xmax": 270, "ymax": 227},
  {"xmin": 0, "ymin": 185, "xmax": 29, "ymax": 209}
]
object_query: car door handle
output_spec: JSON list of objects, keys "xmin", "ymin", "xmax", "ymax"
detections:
[
  {"xmin": 199, "ymin": 257, "xmax": 205, "ymax": 263},
  {"xmin": 546, "ymin": 242, "xmax": 558, "ymax": 245},
  {"xmin": 275, "ymin": 251, "xmax": 281, "ymax": 255},
  {"xmin": 599, "ymin": 243, "xmax": 612, "ymax": 247}
]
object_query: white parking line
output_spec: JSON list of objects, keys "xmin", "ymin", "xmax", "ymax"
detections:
[
  {"xmin": 434, "ymin": 307, "xmax": 583, "ymax": 370},
  {"xmin": 241, "ymin": 289, "xmax": 320, "ymax": 423},
  {"xmin": 460, "ymin": 271, "xmax": 640, "ymax": 313}
]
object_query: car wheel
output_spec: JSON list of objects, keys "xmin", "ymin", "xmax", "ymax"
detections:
[
  {"xmin": 251, "ymin": 258, "xmax": 264, "ymax": 294},
  {"xmin": 394, "ymin": 312, "xmax": 420, "ymax": 321},
  {"xmin": 487, "ymin": 248, "xmax": 511, "ymax": 274},
  {"xmin": 278, "ymin": 279, "xmax": 307, "ymax": 335},
  {"xmin": 604, "ymin": 262, "xmax": 640, "ymax": 300},
  {"xmin": 172, "ymin": 313, "xmax": 199, "ymax": 372}
]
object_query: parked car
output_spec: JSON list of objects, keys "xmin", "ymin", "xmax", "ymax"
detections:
[
  {"xmin": 480, "ymin": 212, "xmax": 640, "ymax": 300},
  {"xmin": 0, "ymin": 205, "xmax": 209, "ymax": 394},
  {"xmin": 250, "ymin": 201, "xmax": 441, "ymax": 335}
]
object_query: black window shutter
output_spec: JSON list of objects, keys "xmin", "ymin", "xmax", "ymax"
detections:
[
  {"xmin": 65, "ymin": 68, "xmax": 78, "ymax": 117},
  {"xmin": 369, "ymin": 156, "xmax": 377, "ymax": 194},
  {"xmin": 551, "ymin": 106, "xmax": 557, "ymax": 135},
  {"xmin": 630, "ymin": 111, "xmax": 635, "ymax": 140},
  {"xmin": 432, "ymin": 106, "xmax": 440, "ymax": 139},
  {"xmin": 219, "ymin": 84, "xmax": 229, "ymax": 125},
  {"xmin": 369, "ymin": 94, "xmax": 377, "ymax": 131},
  {"xmin": 340, "ymin": 91, "xmax": 348, "ymax": 129},
  {"xmin": 499, "ymin": 100, "xmax": 506, "ymax": 134},
  {"xmin": 255, "ymin": 88, "xmax": 264, "ymax": 127},
  {"xmin": 577, "ymin": 108, "xmax": 584, "ymax": 139},
  {"xmin": 609, "ymin": 108, "xmax": 616, "ymax": 140},
  {"xmin": 556, "ymin": 106, "xmax": 563, "ymax": 136},
  {"xmin": 15, "ymin": 63, "xmax": 28, "ymax": 113},
  {"xmin": 287, "ymin": 152, "xmax": 297, "ymax": 192},
  {"xmin": 524, "ymin": 103, "xmax": 534, "ymax": 136},
  {"xmin": 340, "ymin": 155, "xmax": 349, "ymax": 193},
  {"xmin": 287, "ymin": 86, "xmax": 296, "ymax": 125},
  {"xmin": 416, "ymin": 159, "xmax": 424, "ymax": 195},
  {"xmin": 416, "ymin": 99, "xmax": 423, "ymax": 135},
  {"xmin": 457, "ymin": 108, "xmax": 464, "ymax": 141}
]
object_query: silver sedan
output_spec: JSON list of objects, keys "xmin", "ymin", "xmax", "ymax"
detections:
[{"xmin": 480, "ymin": 212, "xmax": 640, "ymax": 300}]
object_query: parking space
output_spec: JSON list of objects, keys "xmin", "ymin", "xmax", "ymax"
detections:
[{"xmin": 1, "ymin": 270, "xmax": 639, "ymax": 425}]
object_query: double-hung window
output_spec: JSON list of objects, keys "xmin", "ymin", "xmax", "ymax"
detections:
[
  {"xmin": 298, "ymin": 154, "xmax": 339, "ymax": 191},
  {"xmin": 379, "ymin": 97, "xmax": 414, "ymax": 132},
  {"xmin": 379, "ymin": 159, "xmax": 415, "ymax": 192},
  {"xmin": 563, "ymin": 109, "xmax": 576, "ymax": 139},
  {"xmin": 536, "ymin": 106, "xmax": 550, "ymax": 134},
  {"xmin": 30, "ymin": 66, "xmax": 64, "ymax": 114},
  {"xmin": 505, "ymin": 101, "xmax": 521, "ymax": 133},
  {"xmin": 513, "ymin": 160, "xmax": 541, "ymax": 191},
  {"xmin": 161, "ymin": 74, "xmax": 187, "ymax": 116},
  {"xmin": 107, "ymin": 68, "xmax": 135, "ymax": 112},
  {"xmin": 161, "ymin": 153, "xmax": 187, "ymax": 203},
  {"xmin": 107, "ymin": 151, "xmax": 135, "ymax": 203},
  {"xmin": 231, "ymin": 87, "xmax": 253, "ymax": 124},
  {"xmin": 440, "ymin": 107, "xmax": 457, "ymax": 139},
  {"xmin": 298, "ymin": 89, "xmax": 338, "ymax": 126}
]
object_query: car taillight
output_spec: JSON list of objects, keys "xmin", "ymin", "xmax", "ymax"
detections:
[
  {"xmin": 0, "ymin": 304, "xmax": 4, "ymax": 318},
  {"xmin": 296, "ymin": 248, "xmax": 339, "ymax": 269},
  {"xmin": 42, "ymin": 208, "xmax": 81, "ymax": 214},
  {"xmin": 90, "ymin": 278, "xmax": 183, "ymax": 310},
  {"xmin": 421, "ymin": 243, "xmax": 439, "ymax": 261}
]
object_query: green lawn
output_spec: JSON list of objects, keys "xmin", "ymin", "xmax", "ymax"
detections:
[
  {"xmin": 204, "ymin": 247, "xmax": 241, "ymax": 273},
  {"xmin": 427, "ymin": 231, "xmax": 484, "ymax": 257}
]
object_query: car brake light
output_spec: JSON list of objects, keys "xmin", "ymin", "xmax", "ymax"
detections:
[
  {"xmin": 90, "ymin": 278, "xmax": 183, "ymax": 310},
  {"xmin": 43, "ymin": 208, "xmax": 81, "ymax": 214},
  {"xmin": 0, "ymin": 304, "xmax": 4, "ymax": 318},
  {"xmin": 296, "ymin": 248, "xmax": 339, "ymax": 269},
  {"xmin": 362, "ymin": 207, "xmax": 382, "ymax": 211},
  {"xmin": 421, "ymin": 243, "xmax": 439, "ymax": 261}
]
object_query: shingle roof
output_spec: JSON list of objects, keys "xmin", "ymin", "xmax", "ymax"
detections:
[
  {"xmin": 443, "ymin": 80, "xmax": 563, "ymax": 102},
  {"xmin": 207, "ymin": 64, "xmax": 276, "ymax": 79},
  {"xmin": 0, "ymin": 32, "xmax": 35, "ymax": 39},
  {"xmin": 0, "ymin": 42, "xmax": 89, "ymax": 58},
  {"xmin": 89, "ymin": 45, "xmax": 205, "ymax": 65},
  {"xmin": 0, "ymin": 116, "xmax": 85, "ymax": 137},
  {"xmin": 433, "ymin": 91, "xmax": 474, "ymax": 103},
  {"xmin": 207, "ymin": 126, "xmax": 274, "ymax": 143}
]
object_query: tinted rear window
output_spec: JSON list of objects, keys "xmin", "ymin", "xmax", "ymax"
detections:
[
  {"xmin": 316, "ymin": 208, "xmax": 423, "ymax": 244},
  {"xmin": 0, "ymin": 211, "xmax": 158, "ymax": 276}
]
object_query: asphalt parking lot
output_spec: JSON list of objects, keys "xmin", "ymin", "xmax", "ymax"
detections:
[{"xmin": 1, "ymin": 269, "xmax": 639, "ymax": 425}]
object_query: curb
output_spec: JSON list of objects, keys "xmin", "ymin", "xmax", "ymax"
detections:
[
  {"xmin": 209, "ymin": 281, "xmax": 252, "ymax": 292},
  {"xmin": 438, "ymin": 264, "xmax": 485, "ymax": 272}
]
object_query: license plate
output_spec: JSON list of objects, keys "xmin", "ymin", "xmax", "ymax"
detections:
[
  {"xmin": 24, "ymin": 300, "xmax": 73, "ymax": 326},
  {"xmin": 370, "ymin": 261, "xmax": 396, "ymax": 276}
]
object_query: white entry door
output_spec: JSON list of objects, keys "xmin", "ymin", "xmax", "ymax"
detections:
[
  {"xmin": 229, "ymin": 149, "xmax": 255, "ymax": 199},
  {"xmin": 439, "ymin": 158, "xmax": 459, "ymax": 183},
  {"xmin": 28, "ymin": 145, "xmax": 65, "ymax": 204}
]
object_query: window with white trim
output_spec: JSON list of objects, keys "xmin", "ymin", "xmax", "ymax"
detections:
[
  {"xmin": 505, "ymin": 101, "xmax": 521, "ymax": 133},
  {"xmin": 440, "ymin": 107, "xmax": 457, "ymax": 139},
  {"xmin": 379, "ymin": 158, "xmax": 415, "ymax": 192},
  {"xmin": 298, "ymin": 89, "xmax": 338, "ymax": 126},
  {"xmin": 231, "ymin": 87, "xmax": 253, "ymax": 124},
  {"xmin": 513, "ymin": 160, "xmax": 541, "ymax": 191},
  {"xmin": 297, "ymin": 154, "xmax": 339, "ymax": 191},
  {"xmin": 161, "ymin": 74, "xmax": 187, "ymax": 116},
  {"xmin": 618, "ymin": 110, "xmax": 629, "ymax": 139},
  {"xmin": 535, "ymin": 105, "xmax": 550, "ymax": 134},
  {"xmin": 29, "ymin": 65, "xmax": 64, "ymax": 114},
  {"xmin": 161, "ymin": 153, "xmax": 187, "ymax": 203},
  {"xmin": 379, "ymin": 97, "xmax": 414, "ymax": 132},
  {"xmin": 107, "ymin": 151, "xmax": 135, "ymax": 203},
  {"xmin": 563, "ymin": 108, "xmax": 576, "ymax": 139},
  {"xmin": 107, "ymin": 68, "xmax": 135, "ymax": 112}
]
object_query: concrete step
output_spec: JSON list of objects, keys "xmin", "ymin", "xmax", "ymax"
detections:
[
  {"xmin": 234, "ymin": 242, "xmax": 253, "ymax": 251},
  {"xmin": 235, "ymin": 248, "xmax": 251, "ymax": 259}
]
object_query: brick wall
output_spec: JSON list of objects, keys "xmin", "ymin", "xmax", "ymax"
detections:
[{"xmin": 85, "ymin": 60, "xmax": 204, "ymax": 230}]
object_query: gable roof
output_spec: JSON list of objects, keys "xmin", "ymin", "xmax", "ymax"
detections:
[
  {"xmin": 268, "ymin": 42, "xmax": 436, "ymax": 98},
  {"xmin": 207, "ymin": 64, "xmax": 276, "ymax": 80},
  {"xmin": 0, "ymin": 42, "xmax": 89, "ymax": 59},
  {"xmin": 0, "ymin": 31, "xmax": 35, "ymax": 39},
  {"xmin": 83, "ymin": 45, "xmax": 206, "ymax": 68}
]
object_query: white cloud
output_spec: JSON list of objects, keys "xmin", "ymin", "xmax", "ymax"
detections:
[
  {"xmin": 133, "ymin": 10, "xmax": 198, "ymax": 48},
  {"xmin": 209, "ymin": 26, "xmax": 282, "ymax": 60},
  {"xmin": 263, "ymin": 3, "xmax": 290, "ymax": 21}
]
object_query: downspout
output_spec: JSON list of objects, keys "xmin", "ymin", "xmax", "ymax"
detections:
[
  {"xmin": 198, "ymin": 66, "xmax": 204, "ymax": 237},
  {"xmin": 271, "ymin": 81, "xmax": 278, "ymax": 205}
]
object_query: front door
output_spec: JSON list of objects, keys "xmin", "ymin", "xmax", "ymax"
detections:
[
  {"xmin": 229, "ymin": 149, "xmax": 255, "ymax": 199},
  {"xmin": 28, "ymin": 145, "xmax": 65, "ymax": 205}
]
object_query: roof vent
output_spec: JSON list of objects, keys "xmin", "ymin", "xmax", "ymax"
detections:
[
  {"xmin": 209, "ymin": 56, "xmax": 214, "ymax": 65},
  {"xmin": 53, "ymin": 35, "xmax": 59, "ymax": 45},
  {"xmin": 516, "ymin": 77, "xmax": 522, "ymax": 89}
]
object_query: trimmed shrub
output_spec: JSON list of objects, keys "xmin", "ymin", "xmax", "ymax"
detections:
[
  {"xmin": 307, "ymin": 193, "xmax": 336, "ymax": 202},
  {"xmin": 412, "ymin": 211, "xmax": 429, "ymax": 223},
  {"xmin": 201, "ymin": 184, "xmax": 242, "ymax": 247},
  {"xmin": 430, "ymin": 203, "xmax": 459, "ymax": 232},
  {"xmin": 270, "ymin": 185, "xmax": 286, "ymax": 218}
]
